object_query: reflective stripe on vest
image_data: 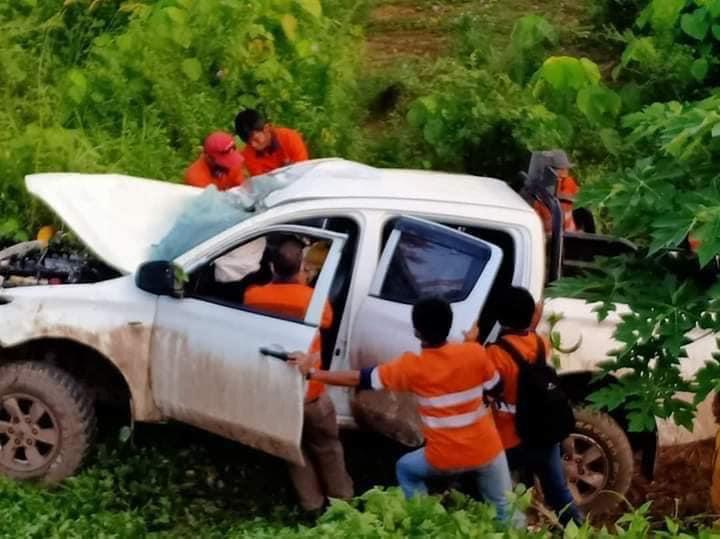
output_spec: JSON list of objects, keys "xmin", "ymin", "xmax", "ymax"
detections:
[
  {"xmin": 495, "ymin": 402, "xmax": 517, "ymax": 414},
  {"xmin": 416, "ymin": 384, "xmax": 484, "ymax": 408},
  {"xmin": 370, "ymin": 368, "xmax": 384, "ymax": 390},
  {"xmin": 415, "ymin": 372, "xmax": 500, "ymax": 408},
  {"xmin": 420, "ymin": 405, "xmax": 489, "ymax": 429}
]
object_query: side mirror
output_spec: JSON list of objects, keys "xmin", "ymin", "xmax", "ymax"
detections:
[{"xmin": 135, "ymin": 261, "xmax": 185, "ymax": 297}]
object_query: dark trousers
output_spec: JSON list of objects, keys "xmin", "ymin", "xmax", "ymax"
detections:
[
  {"xmin": 507, "ymin": 443, "xmax": 584, "ymax": 526},
  {"xmin": 288, "ymin": 394, "xmax": 354, "ymax": 511}
]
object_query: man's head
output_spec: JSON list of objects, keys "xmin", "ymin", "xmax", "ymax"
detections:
[
  {"xmin": 270, "ymin": 236, "xmax": 305, "ymax": 281},
  {"xmin": 234, "ymin": 109, "xmax": 273, "ymax": 152},
  {"xmin": 497, "ymin": 286, "xmax": 536, "ymax": 331},
  {"xmin": 412, "ymin": 297, "xmax": 453, "ymax": 347},
  {"xmin": 203, "ymin": 131, "xmax": 243, "ymax": 170},
  {"xmin": 548, "ymin": 150, "xmax": 573, "ymax": 181}
]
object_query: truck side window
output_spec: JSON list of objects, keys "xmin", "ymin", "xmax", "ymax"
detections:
[{"xmin": 379, "ymin": 227, "xmax": 490, "ymax": 304}]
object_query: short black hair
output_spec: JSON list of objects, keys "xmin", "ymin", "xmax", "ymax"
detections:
[
  {"xmin": 496, "ymin": 286, "xmax": 535, "ymax": 330},
  {"xmin": 271, "ymin": 237, "xmax": 304, "ymax": 280},
  {"xmin": 412, "ymin": 297, "xmax": 453, "ymax": 346},
  {"xmin": 234, "ymin": 109, "xmax": 266, "ymax": 142}
]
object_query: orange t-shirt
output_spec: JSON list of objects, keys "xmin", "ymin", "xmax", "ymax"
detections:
[
  {"xmin": 487, "ymin": 332, "xmax": 549, "ymax": 449},
  {"xmin": 534, "ymin": 175, "xmax": 580, "ymax": 233},
  {"xmin": 185, "ymin": 156, "xmax": 246, "ymax": 191},
  {"xmin": 376, "ymin": 342, "xmax": 503, "ymax": 470},
  {"xmin": 242, "ymin": 127, "xmax": 309, "ymax": 176},
  {"xmin": 244, "ymin": 282, "xmax": 332, "ymax": 401}
]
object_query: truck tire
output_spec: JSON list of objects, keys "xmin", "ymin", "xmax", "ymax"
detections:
[
  {"xmin": 0, "ymin": 361, "xmax": 96, "ymax": 483},
  {"xmin": 562, "ymin": 407, "xmax": 633, "ymax": 515}
]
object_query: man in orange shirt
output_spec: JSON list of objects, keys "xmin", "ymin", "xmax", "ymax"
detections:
[
  {"xmin": 244, "ymin": 236, "xmax": 352, "ymax": 515},
  {"xmin": 533, "ymin": 151, "xmax": 581, "ymax": 234},
  {"xmin": 184, "ymin": 131, "xmax": 246, "ymax": 190},
  {"xmin": 291, "ymin": 297, "xmax": 522, "ymax": 526},
  {"xmin": 234, "ymin": 109, "xmax": 309, "ymax": 176},
  {"xmin": 479, "ymin": 287, "xmax": 583, "ymax": 526}
]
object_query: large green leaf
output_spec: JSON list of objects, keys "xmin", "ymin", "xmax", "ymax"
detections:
[
  {"xmin": 704, "ymin": 0, "xmax": 720, "ymax": 18},
  {"xmin": 536, "ymin": 56, "xmax": 600, "ymax": 92},
  {"xmin": 280, "ymin": 14, "xmax": 298, "ymax": 42},
  {"xmin": 296, "ymin": 0, "xmax": 322, "ymax": 18},
  {"xmin": 681, "ymin": 8, "xmax": 710, "ymax": 40},
  {"xmin": 576, "ymin": 85, "xmax": 622, "ymax": 126},
  {"xmin": 181, "ymin": 58, "xmax": 202, "ymax": 81},
  {"xmin": 645, "ymin": 0, "xmax": 686, "ymax": 32},
  {"xmin": 690, "ymin": 57, "xmax": 710, "ymax": 80},
  {"xmin": 66, "ymin": 69, "xmax": 88, "ymax": 104},
  {"xmin": 694, "ymin": 216, "xmax": 720, "ymax": 266}
]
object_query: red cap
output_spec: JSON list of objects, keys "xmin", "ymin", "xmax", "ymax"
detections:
[{"xmin": 203, "ymin": 131, "xmax": 244, "ymax": 170}]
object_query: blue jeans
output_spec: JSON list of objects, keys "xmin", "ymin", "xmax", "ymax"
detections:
[
  {"xmin": 507, "ymin": 443, "xmax": 584, "ymax": 526},
  {"xmin": 396, "ymin": 448, "xmax": 524, "ymax": 527}
]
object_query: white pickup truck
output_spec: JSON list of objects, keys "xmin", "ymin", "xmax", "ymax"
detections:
[{"xmin": 0, "ymin": 159, "xmax": 715, "ymax": 513}]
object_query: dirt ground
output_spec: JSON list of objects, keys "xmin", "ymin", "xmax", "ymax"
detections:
[{"xmin": 622, "ymin": 439, "xmax": 715, "ymax": 520}]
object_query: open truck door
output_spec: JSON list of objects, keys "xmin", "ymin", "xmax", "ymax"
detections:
[
  {"xmin": 349, "ymin": 216, "xmax": 503, "ymax": 445},
  {"xmin": 147, "ymin": 226, "xmax": 347, "ymax": 465}
]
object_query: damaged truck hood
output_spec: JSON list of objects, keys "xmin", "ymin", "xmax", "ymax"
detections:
[{"xmin": 26, "ymin": 173, "xmax": 199, "ymax": 274}]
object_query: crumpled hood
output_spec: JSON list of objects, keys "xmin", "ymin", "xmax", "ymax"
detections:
[{"xmin": 26, "ymin": 173, "xmax": 199, "ymax": 274}]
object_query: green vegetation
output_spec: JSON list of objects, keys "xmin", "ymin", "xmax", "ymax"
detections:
[
  {"xmin": 363, "ymin": 0, "xmax": 720, "ymax": 433},
  {"xmin": 3, "ymin": 0, "xmax": 720, "ymax": 535},
  {"xmin": 0, "ymin": 0, "xmax": 364, "ymax": 240},
  {"xmin": 0, "ymin": 426, "xmax": 716, "ymax": 538}
]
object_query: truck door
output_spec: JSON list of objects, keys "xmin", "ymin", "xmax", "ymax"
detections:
[
  {"xmin": 350, "ymin": 216, "xmax": 502, "ymax": 445},
  {"xmin": 149, "ymin": 226, "xmax": 347, "ymax": 465}
]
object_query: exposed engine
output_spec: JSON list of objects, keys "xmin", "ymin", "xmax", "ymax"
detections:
[{"xmin": 0, "ymin": 239, "xmax": 120, "ymax": 288}]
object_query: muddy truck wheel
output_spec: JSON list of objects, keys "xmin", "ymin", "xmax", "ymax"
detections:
[
  {"xmin": 0, "ymin": 361, "xmax": 96, "ymax": 482},
  {"xmin": 561, "ymin": 407, "xmax": 633, "ymax": 515}
]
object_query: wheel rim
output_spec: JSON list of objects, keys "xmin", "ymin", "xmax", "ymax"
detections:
[
  {"xmin": 0, "ymin": 393, "xmax": 60, "ymax": 473},
  {"xmin": 561, "ymin": 433, "xmax": 610, "ymax": 505}
]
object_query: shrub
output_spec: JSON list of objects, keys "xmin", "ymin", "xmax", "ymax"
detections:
[{"xmin": 0, "ymin": 0, "xmax": 365, "ymax": 240}]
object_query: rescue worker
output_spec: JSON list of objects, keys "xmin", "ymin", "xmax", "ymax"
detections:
[
  {"xmin": 532, "ymin": 151, "xmax": 588, "ymax": 233},
  {"xmin": 290, "ymin": 297, "xmax": 523, "ymax": 527},
  {"xmin": 234, "ymin": 109, "xmax": 309, "ymax": 176},
  {"xmin": 468, "ymin": 286, "xmax": 584, "ymax": 526},
  {"xmin": 185, "ymin": 131, "xmax": 246, "ymax": 190},
  {"xmin": 244, "ymin": 236, "xmax": 353, "ymax": 515}
]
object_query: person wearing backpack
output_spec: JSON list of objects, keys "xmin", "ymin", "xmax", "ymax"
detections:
[
  {"xmin": 290, "ymin": 297, "xmax": 524, "ymax": 527},
  {"xmin": 470, "ymin": 286, "xmax": 583, "ymax": 526}
]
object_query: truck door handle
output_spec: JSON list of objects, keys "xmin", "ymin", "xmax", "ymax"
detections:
[{"xmin": 259, "ymin": 347, "xmax": 290, "ymax": 361}]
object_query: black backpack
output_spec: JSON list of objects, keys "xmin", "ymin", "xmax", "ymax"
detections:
[{"xmin": 497, "ymin": 335, "xmax": 575, "ymax": 447}]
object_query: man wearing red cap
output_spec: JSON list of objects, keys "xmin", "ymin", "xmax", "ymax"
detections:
[{"xmin": 185, "ymin": 131, "xmax": 246, "ymax": 190}]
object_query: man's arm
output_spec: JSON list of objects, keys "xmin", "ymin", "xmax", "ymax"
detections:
[
  {"xmin": 309, "ymin": 369, "xmax": 360, "ymax": 387},
  {"xmin": 289, "ymin": 352, "xmax": 377, "ymax": 389}
]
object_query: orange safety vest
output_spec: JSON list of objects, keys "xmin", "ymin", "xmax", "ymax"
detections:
[
  {"xmin": 244, "ymin": 282, "xmax": 332, "ymax": 401},
  {"xmin": 374, "ymin": 342, "xmax": 504, "ymax": 470},
  {"xmin": 184, "ymin": 155, "xmax": 246, "ymax": 191},
  {"xmin": 534, "ymin": 175, "xmax": 580, "ymax": 233}
]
